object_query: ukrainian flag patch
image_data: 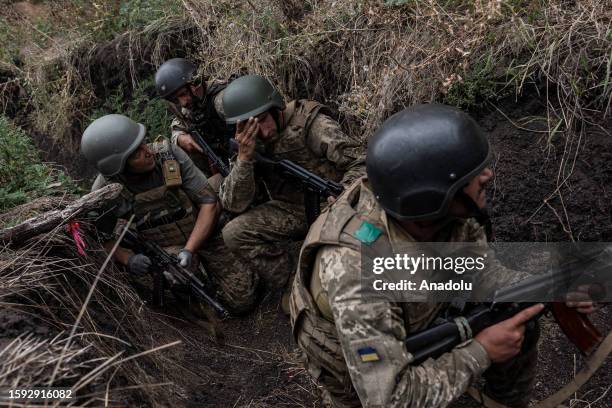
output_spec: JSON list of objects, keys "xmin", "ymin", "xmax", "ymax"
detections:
[{"xmin": 357, "ymin": 346, "xmax": 380, "ymax": 362}]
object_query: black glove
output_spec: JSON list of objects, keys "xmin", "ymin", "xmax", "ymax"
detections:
[{"xmin": 127, "ymin": 254, "xmax": 152, "ymax": 275}]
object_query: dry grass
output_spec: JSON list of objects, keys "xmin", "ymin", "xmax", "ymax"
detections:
[
  {"xmin": 0, "ymin": 222, "xmax": 178, "ymax": 406},
  {"xmin": 2, "ymin": 0, "xmax": 608, "ymax": 152},
  {"xmin": 180, "ymin": 0, "xmax": 610, "ymax": 141}
]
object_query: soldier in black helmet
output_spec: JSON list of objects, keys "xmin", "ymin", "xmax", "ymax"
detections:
[
  {"xmin": 155, "ymin": 58, "xmax": 233, "ymax": 187},
  {"xmin": 289, "ymin": 104, "xmax": 599, "ymax": 407}
]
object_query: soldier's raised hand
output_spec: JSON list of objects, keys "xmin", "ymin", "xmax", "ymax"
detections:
[
  {"xmin": 475, "ymin": 303, "xmax": 544, "ymax": 363},
  {"xmin": 235, "ymin": 117, "xmax": 259, "ymax": 162},
  {"xmin": 177, "ymin": 132, "xmax": 204, "ymax": 154}
]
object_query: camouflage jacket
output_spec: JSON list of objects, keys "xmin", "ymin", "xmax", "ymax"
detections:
[
  {"xmin": 289, "ymin": 178, "xmax": 516, "ymax": 408},
  {"xmin": 218, "ymin": 99, "xmax": 366, "ymax": 213}
]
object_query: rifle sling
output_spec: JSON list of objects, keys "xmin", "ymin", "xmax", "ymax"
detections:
[{"xmin": 467, "ymin": 328, "xmax": 612, "ymax": 408}]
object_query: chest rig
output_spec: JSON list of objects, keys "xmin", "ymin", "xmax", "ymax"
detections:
[
  {"xmin": 289, "ymin": 180, "xmax": 444, "ymax": 382},
  {"xmin": 129, "ymin": 141, "xmax": 197, "ymax": 248}
]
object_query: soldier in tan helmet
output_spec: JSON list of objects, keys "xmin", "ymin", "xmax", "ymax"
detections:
[{"xmin": 289, "ymin": 104, "xmax": 600, "ymax": 407}]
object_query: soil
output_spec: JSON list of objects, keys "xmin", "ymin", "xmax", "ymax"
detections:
[
  {"xmin": 122, "ymin": 96, "xmax": 611, "ymax": 408},
  {"xmin": 131, "ymin": 292, "xmax": 320, "ymax": 408},
  {"xmin": 6, "ymin": 94, "xmax": 612, "ymax": 407}
]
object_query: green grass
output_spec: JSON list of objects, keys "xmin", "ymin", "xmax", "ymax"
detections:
[
  {"xmin": 90, "ymin": 76, "xmax": 172, "ymax": 142},
  {"xmin": 0, "ymin": 116, "xmax": 80, "ymax": 212}
]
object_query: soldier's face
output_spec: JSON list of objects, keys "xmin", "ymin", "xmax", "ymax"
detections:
[
  {"xmin": 173, "ymin": 84, "xmax": 202, "ymax": 109},
  {"xmin": 256, "ymin": 111, "xmax": 278, "ymax": 140},
  {"xmin": 460, "ymin": 167, "xmax": 494, "ymax": 209},
  {"xmin": 126, "ymin": 143, "xmax": 155, "ymax": 174}
]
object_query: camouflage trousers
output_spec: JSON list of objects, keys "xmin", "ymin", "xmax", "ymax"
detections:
[
  {"xmin": 315, "ymin": 321, "xmax": 540, "ymax": 408},
  {"xmin": 195, "ymin": 233, "xmax": 259, "ymax": 315},
  {"xmin": 221, "ymin": 200, "xmax": 308, "ymax": 291}
]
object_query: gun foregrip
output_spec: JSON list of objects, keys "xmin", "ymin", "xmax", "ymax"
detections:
[{"xmin": 551, "ymin": 302, "xmax": 603, "ymax": 355}]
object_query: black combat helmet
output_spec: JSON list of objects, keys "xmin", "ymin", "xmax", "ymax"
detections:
[
  {"xmin": 366, "ymin": 104, "xmax": 490, "ymax": 221},
  {"xmin": 155, "ymin": 58, "xmax": 197, "ymax": 100}
]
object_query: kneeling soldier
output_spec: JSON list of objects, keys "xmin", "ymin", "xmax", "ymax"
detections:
[{"xmin": 81, "ymin": 114, "xmax": 257, "ymax": 314}]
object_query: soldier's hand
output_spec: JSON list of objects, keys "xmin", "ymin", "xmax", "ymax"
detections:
[
  {"xmin": 178, "ymin": 249, "xmax": 193, "ymax": 268},
  {"xmin": 127, "ymin": 254, "xmax": 152, "ymax": 275},
  {"xmin": 235, "ymin": 117, "xmax": 259, "ymax": 162},
  {"xmin": 177, "ymin": 132, "xmax": 204, "ymax": 154},
  {"xmin": 475, "ymin": 303, "xmax": 544, "ymax": 363},
  {"xmin": 566, "ymin": 284, "xmax": 601, "ymax": 314}
]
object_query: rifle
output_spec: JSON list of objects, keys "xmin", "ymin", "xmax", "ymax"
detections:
[
  {"xmin": 404, "ymin": 251, "xmax": 609, "ymax": 365},
  {"xmin": 121, "ymin": 228, "xmax": 229, "ymax": 318},
  {"xmin": 167, "ymin": 103, "xmax": 231, "ymax": 177},
  {"xmin": 190, "ymin": 128, "xmax": 230, "ymax": 177},
  {"xmin": 228, "ymin": 139, "xmax": 344, "ymax": 224}
]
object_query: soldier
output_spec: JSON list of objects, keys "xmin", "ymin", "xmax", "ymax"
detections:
[
  {"xmin": 219, "ymin": 74, "xmax": 365, "ymax": 305},
  {"xmin": 81, "ymin": 114, "xmax": 257, "ymax": 314},
  {"xmin": 289, "ymin": 104, "xmax": 599, "ymax": 407},
  {"xmin": 155, "ymin": 57, "xmax": 233, "ymax": 185}
]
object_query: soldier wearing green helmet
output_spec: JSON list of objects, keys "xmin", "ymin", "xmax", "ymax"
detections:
[
  {"xmin": 218, "ymin": 74, "xmax": 366, "ymax": 310},
  {"xmin": 155, "ymin": 58, "xmax": 233, "ymax": 186},
  {"xmin": 82, "ymin": 114, "xmax": 258, "ymax": 315}
]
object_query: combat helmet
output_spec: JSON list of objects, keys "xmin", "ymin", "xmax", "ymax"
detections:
[
  {"xmin": 155, "ymin": 58, "xmax": 197, "ymax": 100},
  {"xmin": 222, "ymin": 75, "xmax": 285, "ymax": 124},
  {"xmin": 366, "ymin": 104, "xmax": 490, "ymax": 221},
  {"xmin": 81, "ymin": 114, "xmax": 146, "ymax": 177}
]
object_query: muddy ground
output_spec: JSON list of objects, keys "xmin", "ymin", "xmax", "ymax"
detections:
[{"xmin": 5, "ymin": 96, "xmax": 611, "ymax": 407}]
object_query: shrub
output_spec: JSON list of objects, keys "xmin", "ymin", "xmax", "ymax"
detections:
[
  {"xmin": 89, "ymin": 76, "xmax": 173, "ymax": 141},
  {"xmin": 0, "ymin": 116, "xmax": 80, "ymax": 212}
]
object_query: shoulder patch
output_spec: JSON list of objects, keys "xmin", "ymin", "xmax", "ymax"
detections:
[
  {"xmin": 354, "ymin": 221, "xmax": 382, "ymax": 245},
  {"xmin": 357, "ymin": 346, "xmax": 381, "ymax": 362}
]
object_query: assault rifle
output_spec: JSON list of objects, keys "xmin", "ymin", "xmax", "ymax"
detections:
[
  {"xmin": 228, "ymin": 139, "xmax": 344, "ymax": 225},
  {"xmin": 190, "ymin": 128, "xmax": 230, "ymax": 177},
  {"xmin": 121, "ymin": 228, "xmax": 229, "ymax": 318},
  {"xmin": 404, "ymin": 251, "xmax": 610, "ymax": 365},
  {"xmin": 167, "ymin": 103, "xmax": 231, "ymax": 177}
]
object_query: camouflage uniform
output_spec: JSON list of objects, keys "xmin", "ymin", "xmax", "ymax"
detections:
[
  {"xmin": 169, "ymin": 79, "xmax": 232, "ymax": 187},
  {"xmin": 93, "ymin": 140, "xmax": 258, "ymax": 314},
  {"xmin": 290, "ymin": 178, "xmax": 539, "ymax": 408},
  {"xmin": 219, "ymin": 100, "xmax": 365, "ymax": 291}
]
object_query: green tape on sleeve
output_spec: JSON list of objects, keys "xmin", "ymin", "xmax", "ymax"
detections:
[{"xmin": 354, "ymin": 221, "xmax": 382, "ymax": 245}]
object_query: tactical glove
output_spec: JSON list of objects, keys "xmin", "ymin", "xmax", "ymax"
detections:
[
  {"xmin": 127, "ymin": 254, "xmax": 152, "ymax": 275},
  {"xmin": 178, "ymin": 249, "xmax": 193, "ymax": 268}
]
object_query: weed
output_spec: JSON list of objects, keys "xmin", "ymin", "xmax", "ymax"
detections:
[
  {"xmin": 0, "ymin": 116, "xmax": 80, "ymax": 211},
  {"xmin": 90, "ymin": 76, "xmax": 172, "ymax": 141}
]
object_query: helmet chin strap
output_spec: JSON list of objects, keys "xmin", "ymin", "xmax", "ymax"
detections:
[{"xmin": 455, "ymin": 190, "xmax": 494, "ymax": 240}]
